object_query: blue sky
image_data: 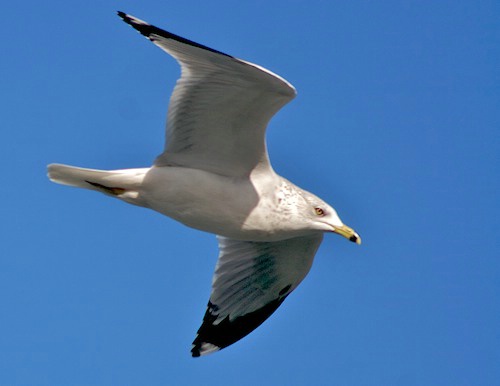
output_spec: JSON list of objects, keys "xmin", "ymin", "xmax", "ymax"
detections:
[{"xmin": 2, "ymin": 1, "xmax": 499, "ymax": 385}]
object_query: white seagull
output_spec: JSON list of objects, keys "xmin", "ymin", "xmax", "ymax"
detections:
[{"xmin": 48, "ymin": 12, "xmax": 361, "ymax": 357}]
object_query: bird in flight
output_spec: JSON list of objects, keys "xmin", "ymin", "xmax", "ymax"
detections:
[{"xmin": 48, "ymin": 12, "xmax": 361, "ymax": 357}]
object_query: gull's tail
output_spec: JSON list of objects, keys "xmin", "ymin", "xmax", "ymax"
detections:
[{"xmin": 47, "ymin": 163, "xmax": 148, "ymax": 204}]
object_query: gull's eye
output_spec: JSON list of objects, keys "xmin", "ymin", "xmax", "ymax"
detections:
[{"xmin": 314, "ymin": 207, "xmax": 325, "ymax": 216}]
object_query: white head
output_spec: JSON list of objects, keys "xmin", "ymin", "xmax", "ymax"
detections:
[{"xmin": 303, "ymin": 192, "xmax": 361, "ymax": 245}]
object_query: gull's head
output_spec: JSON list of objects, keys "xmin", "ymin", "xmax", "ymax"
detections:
[{"xmin": 306, "ymin": 197, "xmax": 361, "ymax": 245}]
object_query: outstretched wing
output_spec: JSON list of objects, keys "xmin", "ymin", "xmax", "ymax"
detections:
[
  {"xmin": 118, "ymin": 12, "xmax": 296, "ymax": 177},
  {"xmin": 192, "ymin": 234, "xmax": 323, "ymax": 357}
]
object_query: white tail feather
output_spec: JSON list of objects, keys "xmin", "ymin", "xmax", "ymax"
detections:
[
  {"xmin": 49, "ymin": 164, "xmax": 112, "ymax": 189},
  {"xmin": 47, "ymin": 163, "xmax": 149, "ymax": 204}
]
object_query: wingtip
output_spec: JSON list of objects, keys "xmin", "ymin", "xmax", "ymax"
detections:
[
  {"xmin": 116, "ymin": 11, "xmax": 156, "ymax": 40},
  {"xmin": 191, "ymin": 341, "xmax": 221, "ymax": 358},
  {"xmin": 117, "ymin": 11, "xmax": 138, "ymax": 25},
  {"xmin": 115, "ymin": 11, "xmax": 234, "ymax": 58},
  {"xmin": 116, "ymin": 11, "xmax": 131, "ymax": 24},
  {"xmin": 117, "ymin": 11, "xmax": 133, "ymax": 27}
]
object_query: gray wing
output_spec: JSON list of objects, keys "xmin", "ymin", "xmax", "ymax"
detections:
[
  {"xmin": 118, "ymin": 12, "xmax": 296, "ymax": 177},
  {"xmin": 191, "ymin": 234, "xmax": 324, "ymax": 357}
]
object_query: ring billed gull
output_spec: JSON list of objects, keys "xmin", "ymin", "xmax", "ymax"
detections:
[{"xmin": 47, "ymin": 12, "xmax": 361, "ymax": 357}]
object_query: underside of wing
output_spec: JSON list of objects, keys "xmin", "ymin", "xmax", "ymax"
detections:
[
  {"xmin": 118, "ymin": 12, "xmax": 296, "ymax": 177},
  {"xmin": 191, "ymin": 234, "xmax": 323, "ymax": 357}
]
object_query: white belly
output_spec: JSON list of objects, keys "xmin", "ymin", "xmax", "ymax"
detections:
[
  {"xmin": 138, "ymin": 166, "xmax": 312, "ymax": 241},
  {"xmin": 139, "ymin": 166, "xmax": 258, "ymax": 239}
]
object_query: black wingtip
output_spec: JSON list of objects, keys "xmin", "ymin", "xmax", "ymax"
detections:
[
  {"xmin": 117, "ymin": 11, "xmax": 129, "ymax": 23},
  {"xmin": 191, "ymin": 297, "xmax": 287, "ymax": 357},
  {"xmin": 117, "ymin": 11, "xmax": 138, "ymax": 31},
  {"xmin": 190, "ymin": 341, "xmax": 221, "ymax": 358},
  {"xmin": 116, "ymin": 11, "xmax": 233, "ymax": 58},
  {"xmin": 116, "ymin": 11, "xmax": 153, "ymax": 38}
]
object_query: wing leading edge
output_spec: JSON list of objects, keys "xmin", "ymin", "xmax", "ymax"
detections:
[{"xmin": 118, "ymin": 12, "xmax": 296, "ymax": 177}]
